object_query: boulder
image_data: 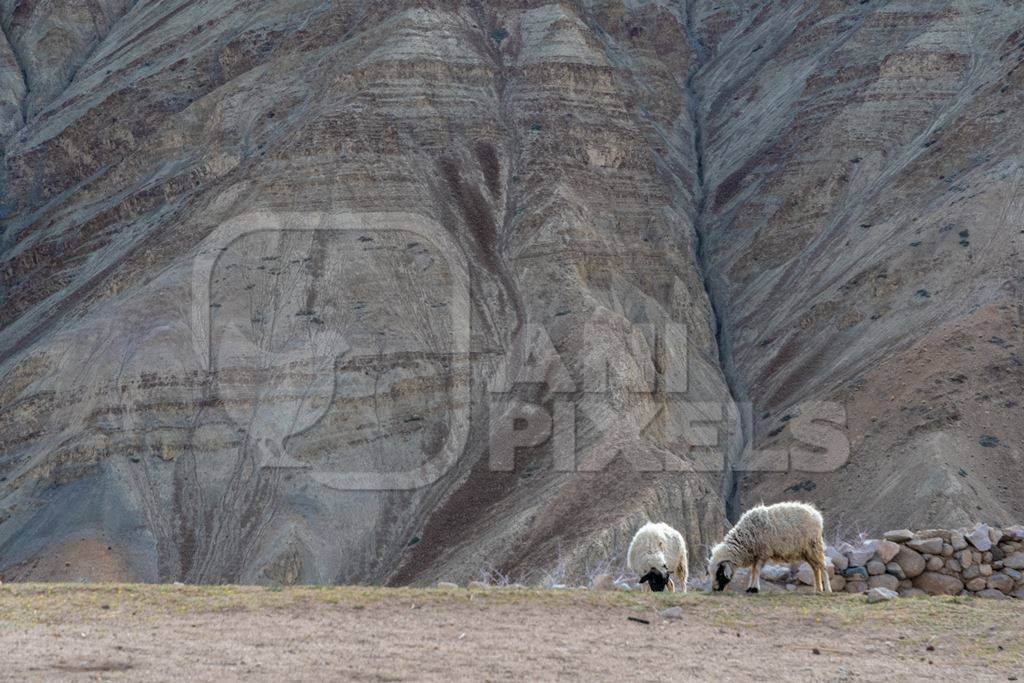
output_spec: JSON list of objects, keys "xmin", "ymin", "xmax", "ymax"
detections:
[
  {"xmin": 899, "ymin": 587, "xmax": 928, "ymax": 598},
  {"xmin": 987, "ymin": 573, "xmax": 1014, "ymax": 593},
  {"xmin": 1004, "ymin": 525, "xmax": 1024, "ymax": 541},
  {"xmin": 1002, "ymin": 567, "xmax": 1022, "ymax": 582},
  {"xmin": 950, "ymin": 531, "xmax": 968, "ymax": 551},
  {"xmin": 867, "ymin": 560, "xmax": 886, "ymax": 576},
  {"xmin": 467, "ymin": 581, "xmax": 490, "ymax": 590},
  {"xmin": 991, "ymin": 546, "xmax": 1005, "ymax": 562},
  {"xmin": 977, "ymin": 588, "xmax": 1007, "ymax": 600},
  {"xmin": 661, "ymin": 606, "xmax": 685, "ymax": 619},
  {"xmin": 866, "ymin": 587, "xmax": 899, "ymax": 603},
  {"xmin": 844, "ymin": 566, "xmax": 869, "ymax": 580},
  {"xmin": 868, "ymin": 574, "xmax": 899, "ymax": 591},
  {"xmin": 956, "ymin": 549, "xmax": 974, "ymax": 569},
  {"xmin": 883, "ymin": 529, "xmax": 914, "ymax": 543},
  {"xmin": 989, "ymin": 527, "xmax": 1004, "ymax": 546},
  {"xmin": 894, "ymin": 546, "xmax": 927, "ymax": 579},
  {"xmin": 830, "ymin": 574, "xmax": 846, "ymax": 592},
  {"xmin": 925, "ymin": 556, "xmax": 944, "ymax": 572},
  {"xmin": 941, "ymin": 543, "xmax": 954, "ymax": 558},
  {"xmin": 826, "ymin": 548, "xmax": 849, "ymax": 572},
  {"xmin": 915, "ymin": 529, "xmax": 952, "ymax": 543},
  {"xmin": 945, "ymin": 558, "xmax": 961, "ymax": 573},
  {"xmin": 979, "ymin": 564, "xmax": 993, "ymax": 577},
  {"xmin": 966, "ymin": 524, "xmax": 992, "ymax": 552},
  {"xmin": 724, "ymin": 569, "xmax": 752, "ymax": 593},
  {"xmin": 590, "ymin": 574, "xmax": 616, "ymax": 591},
  {"xmin": 1013, "ymin": 587, "xmax": 1024, "ymax": 600},
  {"xmin": 761, "ymin": 564, "xmax": 791, "ymax": 582},
  {"xmin": 436, "ymin": 581, "xmax": 459, "ymax": 589},
  {"xmin": 913, "ymin": 572, "xmax": 964, "ymax": 596},
  {"xmin": 965, "ymin": 577, "xmax": 987, "ymax": 592},
  {"xmin": 846, "ymin": 542, "xmax": 877, "ymax": 567},
  {"xmin": 1003, "ymin": 552, "xmax": 1024, "ymax": 570},
  {"xmin": 906, "ymin": 537, "xmax": 943, "ymax": 555},
  {"xmin": 876, "ymin": 540, "xmax": 901, "ymax": 563},
  {"xmin": 885, "ymin": 562, "xmax": 906, "ymax": 580},
  {"xmin": 844, "ymin": 580, "xmax": 867, "ymax": 594},
  {"xmin": 730, "ymin": 580, "xmax": 786, "ymax": 594},
  {"xmin": 796, "ymin": 563, "xmax": 815, "ymax": 586},
  {"xmin": 963, "ymin": 565, "xmax": 983, "ymax": 580}
]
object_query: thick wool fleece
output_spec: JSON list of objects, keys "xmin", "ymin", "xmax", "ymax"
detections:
[
  {"xmin": 710, "ymin": 501, "xmax": 831, "ymax": 593},
  {"xmin": 628, "ymin": 521, "xmax": 689, "ymax": 591}
]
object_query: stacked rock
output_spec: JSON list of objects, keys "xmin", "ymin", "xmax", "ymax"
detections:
[{"xmin": 752, "ymin": 524, "xmax": 1024, "ymax": 598}]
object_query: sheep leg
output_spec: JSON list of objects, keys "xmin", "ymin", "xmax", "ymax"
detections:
[
  {"xmin": 677, "ymin": 562, "xmax": 688, "ymax": 594},
  {"xmin": 818, "ymin": 554, "xmax": 832, "ymax": 594},
  {"xmin": 667, "ymin": 576, "xmax": 676, "ymax": 593},
  {"xmin": 802, "ymin": 550, "xmax": 823, "ymax": 592},
  {"xmin": 810, "ymin": 556, "xmax": 830, "ymax": 593},
  {"xmin": 808, "ymin": 539, "xmax": 831, "ymax": 593},
  {"xmin": 747, "ymin": 560, "xmax": 762, "ymax": 593},
  {"xmin": 808, "ymin": 556, "xmax": 823, "ymax": 592}
]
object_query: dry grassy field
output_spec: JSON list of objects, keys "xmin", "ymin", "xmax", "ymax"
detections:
[{"xmin": 0, "ymin": 584, "xmax": 1021, "ymax": 681}]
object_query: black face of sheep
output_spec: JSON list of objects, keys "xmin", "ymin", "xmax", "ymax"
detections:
[
  {"xmin": 712, "ymin": 562, "xmax": 734, "ymax": 592},
  {"xmin": 639, "ymin": 567, "xmax": 670, "ymax": 592}
]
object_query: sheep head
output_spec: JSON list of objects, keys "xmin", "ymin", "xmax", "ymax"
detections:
[
  {"xmin": 638, "ymin": 566, "xmax": 671, "ymax": 592},
  {"xmin": 708, "ymin": 543, "xmax": 735, "ymax": 592},
  {"xmin": 636, "ymin": 543, "xmax": 672, "ymax": 591}
]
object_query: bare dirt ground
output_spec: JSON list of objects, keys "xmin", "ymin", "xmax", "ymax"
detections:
[{"xmin": 0, "ymin": 584, "xmax": 1021, "ymax": 681}]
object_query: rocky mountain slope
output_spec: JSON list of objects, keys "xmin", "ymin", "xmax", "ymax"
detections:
[
  {"xmin": 0, "ymin": 1, "xmax": 1021, "ymax": 584},
  {"xmin": 691, "ymin": 0, "xmax": 1024, "ymax": 535}
]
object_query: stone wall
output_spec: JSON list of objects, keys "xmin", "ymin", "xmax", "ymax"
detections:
[{"xmin": 743, "ymin": 524, "xmax": 1024, "ymax": 599}]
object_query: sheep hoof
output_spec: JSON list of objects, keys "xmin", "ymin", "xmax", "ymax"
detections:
[{"xmin": 746, "ymin": 587, "xmax": 759, "ymax": 594}]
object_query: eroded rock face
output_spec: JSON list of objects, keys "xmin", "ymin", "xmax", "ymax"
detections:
[
  {"xmin": 0, "ymin": 1, "xmax": 733, "ymax": 584},
  {"xmin": 0, "ymin": 1, "xmax": 1021, "ymax": 585},
  {"xmin": 0, "ymin": 28, "xmax": 24, "ymax": 137},
  {"xmin": 692, "ymin": 0, "xmax": 1024, "ymax": 532},
  {"xmin": 1, "ymin": 0, "xmax": 134, "ymax": 119}
]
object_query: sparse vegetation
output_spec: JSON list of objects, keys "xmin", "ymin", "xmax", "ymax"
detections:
[{"xmin": 1, "ymin": 583, "xmax": 1022, "ymax": 679}]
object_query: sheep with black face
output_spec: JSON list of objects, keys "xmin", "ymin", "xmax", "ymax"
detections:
[
  {"xmin": 627, "ymin": 522, "xmax": 688, "ymax": 592},
  {"xmin": 708, "ymin": 501, "xmax": 831, "ymax": 594}
]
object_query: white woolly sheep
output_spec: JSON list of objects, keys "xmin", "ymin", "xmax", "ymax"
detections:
[
  {"xmin": 627, "ymin": 521, "xmax": 688, "ymax": 592},
  {"xmin": 708, "ymin": 501, "xmax": 831, "ymax": 594}
]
